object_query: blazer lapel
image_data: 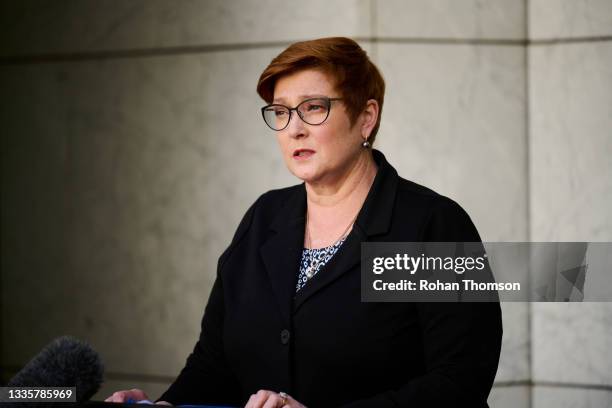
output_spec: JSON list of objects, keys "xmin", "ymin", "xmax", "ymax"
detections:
[
  {"xmin": 293, "ymin": 149, "xmax": 400, "ymax": 312},
  {"xmin": 292, "ymin": 224, "xmax": 364, "ymax": 312},
  {"xmin": 259, "ymin": 185, "xmax": 307, "ymax": 325}
]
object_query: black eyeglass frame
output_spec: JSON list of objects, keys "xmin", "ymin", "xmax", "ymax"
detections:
[{"xmin": 261, "ymin": 97, "xmax": 343, "ymax": 131}]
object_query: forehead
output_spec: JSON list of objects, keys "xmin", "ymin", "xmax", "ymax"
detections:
[{"xmin": 273, "ymin": 69, "xmax": 337, "ymax": 103}]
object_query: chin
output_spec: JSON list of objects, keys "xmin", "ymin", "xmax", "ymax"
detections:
[
  {"xmin": 284, "ymin": 154, "xmax": 329, "ymax": 183},
  {"xmin": 288, "ymin": 166, "xmax": 319, "ymax": 183},
  {"xmin": 291, "ymin": 170, "xmax": 315, "ymax": 182}
]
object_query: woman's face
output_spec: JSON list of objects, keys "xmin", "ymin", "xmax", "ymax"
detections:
[{"xmin": 272, "ymin": 69, "xmax": 365, "ymax": 185}]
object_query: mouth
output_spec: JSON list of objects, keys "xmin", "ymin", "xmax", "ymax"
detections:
[{"xmin": 292, "ymin": 149, "xmax": 315, "ymax": 160}]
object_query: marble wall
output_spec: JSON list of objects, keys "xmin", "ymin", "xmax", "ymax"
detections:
[
  {"xmin": 528, "ymin": 0, "xmax": 612, "ymax": 406},
  {"xmin": 1, "ymin": 1, "xmax": 610, "ymax": 407}
]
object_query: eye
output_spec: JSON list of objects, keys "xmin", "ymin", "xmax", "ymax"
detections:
[
  {"xmin": 307, "ymin": 104, "xmax": 324, "ymax": 112},
  {"xmin": 274, "ymin": 108, "xmax": 287, "ymax": 117},
  {"xmin": 301, "ymin": 100, "xmax": 329, "ymax": 113}
]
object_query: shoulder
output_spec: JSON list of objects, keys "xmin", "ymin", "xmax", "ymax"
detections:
[
  {"xmin": 394, "ymin": 176, "xmax": 460, "ymax": 215},
  {"xmin": 256, "ymin": 183, "xmax": 303, "ymax": 211},
  {"xmin": 218, "ymin": 184, "xmax": 302, "ymax": 268},
  {"xmin": 394, "ymin": 177, "xmax": 481, "ymax": 242},
  {"xmin": 250, "ymin": 183, "xmax": 303, "ymax": 226},
  {"xmin": 228, "ymin": 184, "xmax": 302, "ymax": 243}
]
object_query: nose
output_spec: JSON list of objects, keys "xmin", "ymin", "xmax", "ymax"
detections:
[{"xmin": 284, "ymin": 110, "xmax": 307, "ymax": 139}]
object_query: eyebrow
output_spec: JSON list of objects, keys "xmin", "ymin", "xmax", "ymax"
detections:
[{"xmin": 272, "ymin": 94, "xmax": 327, "ymax": 104}]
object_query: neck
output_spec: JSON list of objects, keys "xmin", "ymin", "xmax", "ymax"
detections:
[
  {"xmin": 305, "ymin": 150, "xmax": 377, "ymax": 209},
  {"xmin": 304, "ymin": 150, "xmax": 378, "ymax": 248}
]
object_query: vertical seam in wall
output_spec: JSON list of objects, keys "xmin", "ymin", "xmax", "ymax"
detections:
[
  {"xmin": 525, "ymin": 0, "xmax": 533, "ymax": 408},
  {"xmin": 370, "ymin": 0, "xmax": 378, "ymax": 62}
]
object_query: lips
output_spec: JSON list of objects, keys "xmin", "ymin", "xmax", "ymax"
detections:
[{"xmin": 293, "ymin": 149, "xmax": 315, "ymax": 159}]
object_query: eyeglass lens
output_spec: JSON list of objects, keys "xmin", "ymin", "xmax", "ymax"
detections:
[{"xmin": 263, "ymin": 98, "xmax": 331, "ymax": 130}]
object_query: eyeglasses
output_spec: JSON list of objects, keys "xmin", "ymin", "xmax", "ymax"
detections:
[{"xmin": 261, "ymin": 97, "xmax": 343, "ymax": 131}]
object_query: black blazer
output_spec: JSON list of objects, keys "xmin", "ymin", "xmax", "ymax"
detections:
[{"xmin": 159, "ymin": 150, "xmax": 502, "ymax": 408}]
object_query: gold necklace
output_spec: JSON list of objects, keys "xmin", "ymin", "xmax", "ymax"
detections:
[{"xmin": 304, "ymin": 210, "xmax": 358, "ymax": 279}]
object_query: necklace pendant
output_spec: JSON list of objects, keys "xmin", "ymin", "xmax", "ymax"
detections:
[{"xmin": 306, "ymin": 260, "xmax": 319, "ymax": 279}]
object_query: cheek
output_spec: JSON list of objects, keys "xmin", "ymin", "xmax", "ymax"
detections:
[
  {"xmin": 275, "ymin": 133, "xmax": 290, "ymax": 151},
  {"xmin": 321, "ymin": 123, "xmax": 357, "ymax": 151},
  {"xmin": 326, "ymin": 112, "xmax": 358, "ymax": 142},
  {"xmin": 318, "ymin": 120, "xmax": 345, "ymax": 143}
]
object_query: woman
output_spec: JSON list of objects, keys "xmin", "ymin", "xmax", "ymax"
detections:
[{"xmin": 107, "ymin": 37, "xmax": 502, "ymax": 408}]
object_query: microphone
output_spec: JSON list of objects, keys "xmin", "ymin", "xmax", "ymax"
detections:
[{"xmin": 8, "ymin": 336, "xmax": 104, "ymax": 402}]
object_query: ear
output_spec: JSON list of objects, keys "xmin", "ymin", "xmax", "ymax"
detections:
[{"xmin": 360, "ymin": 99, "xmax": 379, "ymax": 139}]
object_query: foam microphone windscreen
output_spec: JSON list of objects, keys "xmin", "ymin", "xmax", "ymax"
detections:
[{"xmin": 8, "ymin": 336, "xmax": 104, "ymax": 402}]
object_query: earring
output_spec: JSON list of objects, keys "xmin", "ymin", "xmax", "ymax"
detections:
[{"xmin": 362, "ymin": 139, "xmax": 371, "ymax": 148}]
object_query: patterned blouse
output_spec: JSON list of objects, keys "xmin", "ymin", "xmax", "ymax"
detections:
[{"xmin": 296, "ymin": 237, "xmax": 347, "ymax": 292}]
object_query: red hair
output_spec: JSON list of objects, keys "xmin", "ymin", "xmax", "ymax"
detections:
[{"xmin": 257, "ymin": 37, "xmax": 385, "ymax": 144}]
